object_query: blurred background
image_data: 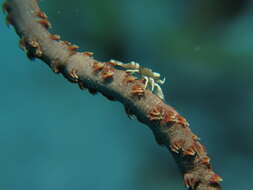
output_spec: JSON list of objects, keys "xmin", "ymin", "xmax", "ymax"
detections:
[{"xmin": 1, "ymin": 0, "xmax": 253, "ymax": 189}]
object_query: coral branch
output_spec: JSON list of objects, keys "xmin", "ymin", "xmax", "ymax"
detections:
[{"xmin": 3, "ymin": 0, "xmax": 222, "ymax": 189}]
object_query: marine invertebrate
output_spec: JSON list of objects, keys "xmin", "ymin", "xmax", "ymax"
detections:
[{"xmin": 2, "ymin": 1, "xmax": 222, "ymax": 189}]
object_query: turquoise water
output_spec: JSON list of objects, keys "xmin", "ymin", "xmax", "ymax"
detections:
[{"xmin": 1, "ymin": 1, "xmax": 253, "ymax": 189}]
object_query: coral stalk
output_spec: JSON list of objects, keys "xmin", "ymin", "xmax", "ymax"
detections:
[{"xmin": 3, "ymin": 0, "xmax": 222, "ymax": 189}]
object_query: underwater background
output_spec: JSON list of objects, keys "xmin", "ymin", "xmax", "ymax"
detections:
[{"xmin": 1, "ymin": 0, "xmax": 253, "ymax": 189}]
